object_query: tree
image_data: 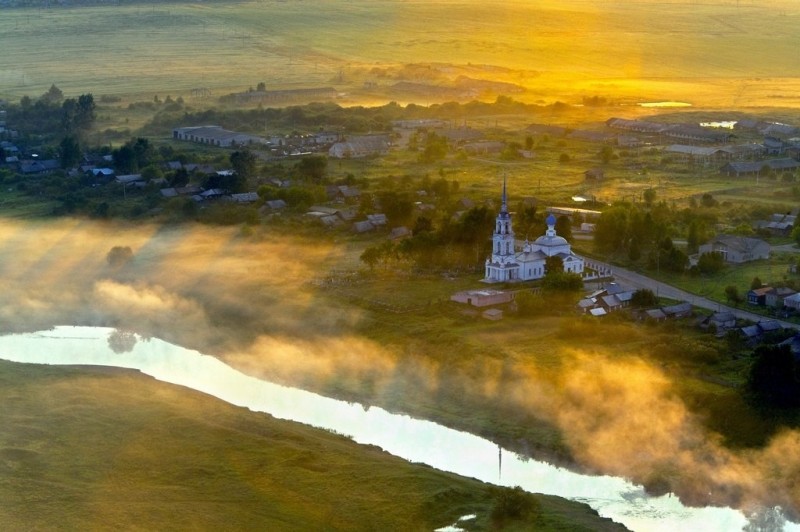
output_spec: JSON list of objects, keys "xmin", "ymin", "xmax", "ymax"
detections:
[
  {"xmin": 412, "ymin": 216, "xmax": 433, "ymax": 235},
  {"xmin": 701, "ymin": 193, "xmax": 717, "ymax": 208},
  {"xmin": 378, "ymin": 191, "xmax": 415, "ymax": 228},
  {"xmin": 61, "ymin": 94, "xmax": 95, "ymax": 135},
  {"xmin": 751, "ymin": 276, "xmax": 763, "ymax": 290},
  {"xmin": 296, "ymin": 155, "xmax": 327, "ymax": 182},
  {"xmin": 230, "ymin": 149, "xmax": 258, "ymax": 181},
  {"xmin": 542, "ymin": 271, "xmax": 583, "ymax": 291},
  {"xmin": 106, "ymin": 246, "xmax": 133, "ymax": 268},
  {"xmin": 140, "ymin": 164, "xmax": 164, "ymax": 182},
  {"xmin": 524, "ymin": 135, "xmax": 534, "ymax": 150},
  {"xmin": 554, "ymin": 215, "xmax": 572, "ymax": 242},
  {"xmin": 545, "ymin": 255, "xmax": 564, "ymax": 275},
  {"xmin": 58, "ymin": 135, "xmax": 81, "ymax": 169},
  {"xmin": 490, "ymin": 486, "xmax": 539, "ymax": 528},
  {"xmin": 687, "ymin": 220, "xmax": 704, "ymax": 253},
  {"xmin": 75, "ymin": 93, "xmax": 96, "ymax": 132},
  {"xmin": 113, "ymin": 137, "xmax": 157, "ymax": 173},
  {"xmin": 792, "ymin": 224, "xmax": 800, "ymax": 247},
  {"xmin": 256, "ymin": 82, "xmax": 266, "ymax": 91},
  {"xmin": 631, "ymin": 289, "xmax": 658, "ymax": 308},
  {"xmin": 360, "ymin": 245, "xmax": 382, "ymax": 270},
  {"xmin": 697, "ymin": 251, "xmax": 725, "ymax": 274},
  {"xmin": 598, "ymin": 145, "xmax": 614, "ymax": 164},
  {"xmin": 725, "ymin": 285, "xmax": 743, "ymax": 306},
  {"xmin": 643, "ymin": 188, "xmax": 656, "ymax": 206},
  {"xmin": 419, "ymin": 132, "xmax": 448, "ymax": 163},
  {"xmin": 747, "ymin": 344, "xmax": 800, "ymax": 408},
  {"xmin": 40, "ymin": 83, "xmax": 63, "ymax": 105}
]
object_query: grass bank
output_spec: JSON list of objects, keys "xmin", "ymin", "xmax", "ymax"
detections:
[{"xmin": 0, "ymin": 360, "xmax": 625, "ymax": 531}]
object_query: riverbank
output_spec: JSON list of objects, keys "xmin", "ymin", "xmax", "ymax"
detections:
[{"xmin": 0, "ymin": 358, "xmax": 626, "ymax": 531}]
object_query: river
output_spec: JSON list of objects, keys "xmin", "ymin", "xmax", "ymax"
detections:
[{"xmin": 0, "ymin": 326, "xmax": 794, "ymax": 532}]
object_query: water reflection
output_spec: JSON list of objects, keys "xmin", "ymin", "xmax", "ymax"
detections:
[{"xmin": 0, "ymin": 326, "xmax": 785, "ymax": 531}]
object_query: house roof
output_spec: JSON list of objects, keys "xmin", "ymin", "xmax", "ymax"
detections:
[
  {"xmin": 758, "ymin": 320, "xmax": 782, "ymax": 332},
  {"xmin": 662, "ymin": 302, "xmax": 692, "ymax": 316},
  {"xmin": 711, "ymin": 311, "xmax": 736, "ymax": 322},
  {"xmin": 645, "ymin": 308, "xmax": 667, "ymax": 320},
  {"xmin": 231, "ymin": 192, "xmax": 259, "ymax": 203},
  {"xmin": 740, "ymin": 325, "xmax": 761, "ymax": 338},
  {"xmin": 116, "ymin": 174, "xmax": 144, "ymax": 184},
  {"xmin": 708, "ymin": 235, "xmax": 769, "ymax": 255},
  {"xmin": 749, "ymin": 286, "xmax": 774, "ymax": 297},
  {"xmin": 352, "ymin": 220, "xmax": 375, "ymax": 233},
  {"xmin": 265, "ymin": 199, "xmax": 287, "ymax": 210}
]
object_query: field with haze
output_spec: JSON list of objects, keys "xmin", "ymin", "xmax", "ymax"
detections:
[
  {"xmin": 0, "ymin": 219, "xmax": 798, "ymax": 523},
  {"xmin": 5, "ymin": 0, "xmax": 800, "ymax": 529},
  {"xmin": 1, "ymin": 0, "xmax": 800, "ymax": 108}
]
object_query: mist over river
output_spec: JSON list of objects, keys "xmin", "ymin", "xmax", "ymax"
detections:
[{"xmin": 0, "ymin": 326, "xmax": 794, "ymax": 531}]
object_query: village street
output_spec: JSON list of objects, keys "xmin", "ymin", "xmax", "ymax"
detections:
[{"xmin": 586, "ymin": 258, "xmax": 800, "ymax": 332}]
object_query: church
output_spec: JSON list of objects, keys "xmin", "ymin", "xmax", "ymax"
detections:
[{"xmin": 484, "ymin": 181, "xmax": 584, "ymax": 283}]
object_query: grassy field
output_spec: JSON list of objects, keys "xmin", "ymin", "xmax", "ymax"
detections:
[
  {"xmin": 0, "ymin": 359, "xmax": 626, "ymax": 531},
  {"xmin": 2, "ymin": 0, "xmax": 800, "ymax": 108}
]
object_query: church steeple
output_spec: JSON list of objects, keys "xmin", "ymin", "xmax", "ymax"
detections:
[
  {"xmin": 492, "ymin": 177, "xmax": 514, "ymax": 254},
  {"xmin": 500, "ymin": 174, "xmax": 509, "ymax": 214}
]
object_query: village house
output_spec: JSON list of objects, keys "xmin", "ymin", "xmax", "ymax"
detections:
[
  {"xmin": 20, "ymin": 159, "xmax": 59, "ymax": 174},
  {"xmin": 698, "ymin": 235, "xmax": 770, "ymax": 263},
  {"xmin": 766, "ymin": 287, "xmax": 797, "ymax": 309},
  {"xmin": 451, "ymin": 289, "xmax": 515, "ymax": 307},
  {"xmin": 783, "ymin": 292, "xmax": 800, "ymax": 312},
  {"xmin": 720, "ymin": 158, "xmax": 800, "ymax": 177},
  {"xmin": 754, "ymin": 213, "xmax": 797, "ymax": 236},
  {"xmin": 662, "ymin": 302, "xmax": 693, "ymax": 319},
  {"xmin": 173, "ymin": 126, "xmax": 267, "ymax": 148},
  {"xmin": 328, "ymin": 135, "xmax": 392, "ymax": 158},
  {"xmin": 747, "ymin": 286, "xmax": 773, "ymax": 306}
]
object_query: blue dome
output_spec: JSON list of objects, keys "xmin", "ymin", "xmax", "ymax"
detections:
[{"xmin": 546, "ymin": 213, "xmax": 557, "ymax": 226}]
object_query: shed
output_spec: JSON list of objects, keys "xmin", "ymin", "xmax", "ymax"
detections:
[
  {"xmin": 265, "ymin": 199, "xmax": 287, "ymax": 210},
  {"xmin": 645, "ymin": 308, "xmax": 667, "ymax": 322},
  {"xmin": 482, "ymin": 308, "xmax": 504, "ymax": 321},
  {"xmin": 352, "ymin": 220, "xmax": 376, "ymax": 233},
  {"xmin": 451, "ymin": 290, "xmax": 515, "ymax": 308},
  {"xmin": 231, "ymin": 192, "xmax": 259, "ymax": 203},
  {"xmin": 662, "ymin": 302, "xmax": 692, "ymax": 319}
]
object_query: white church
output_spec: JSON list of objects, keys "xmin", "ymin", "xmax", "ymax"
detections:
[{"xmin": 484, "ymin": 181, "xmax": 584, "ymax": 283}]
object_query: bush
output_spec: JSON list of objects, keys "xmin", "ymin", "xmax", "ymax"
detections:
[
  {"xmin": 490, "ymin": 486, "xmax": 539, "ymax": 527},
  {"xmin": 747, "ymin": 344, "xmax": 800, "ymax": 408},
  {"xmin": 106, "ymin": 246, "xmax": 133, "ymax": 268}
]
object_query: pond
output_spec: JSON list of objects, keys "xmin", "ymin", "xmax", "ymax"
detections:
[{"xmin": 0, "ymin": 326, "xmax": 792, "ymax": 532}]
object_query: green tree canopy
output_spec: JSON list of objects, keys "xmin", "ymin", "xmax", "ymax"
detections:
[
  {"xmin": 230, "ymin": 149, "xmax": 258, "ymax": 181},
  {"xmin": 747, "ymin": 344, "xmax": 800, "ymax": 408},
  {"xmin": 295, "ymin": 155, "xmax": 327, "ymax": 182},
  {"xmin": 58, "ymin": 135, "xmax": 81, "ymax": 169}
]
